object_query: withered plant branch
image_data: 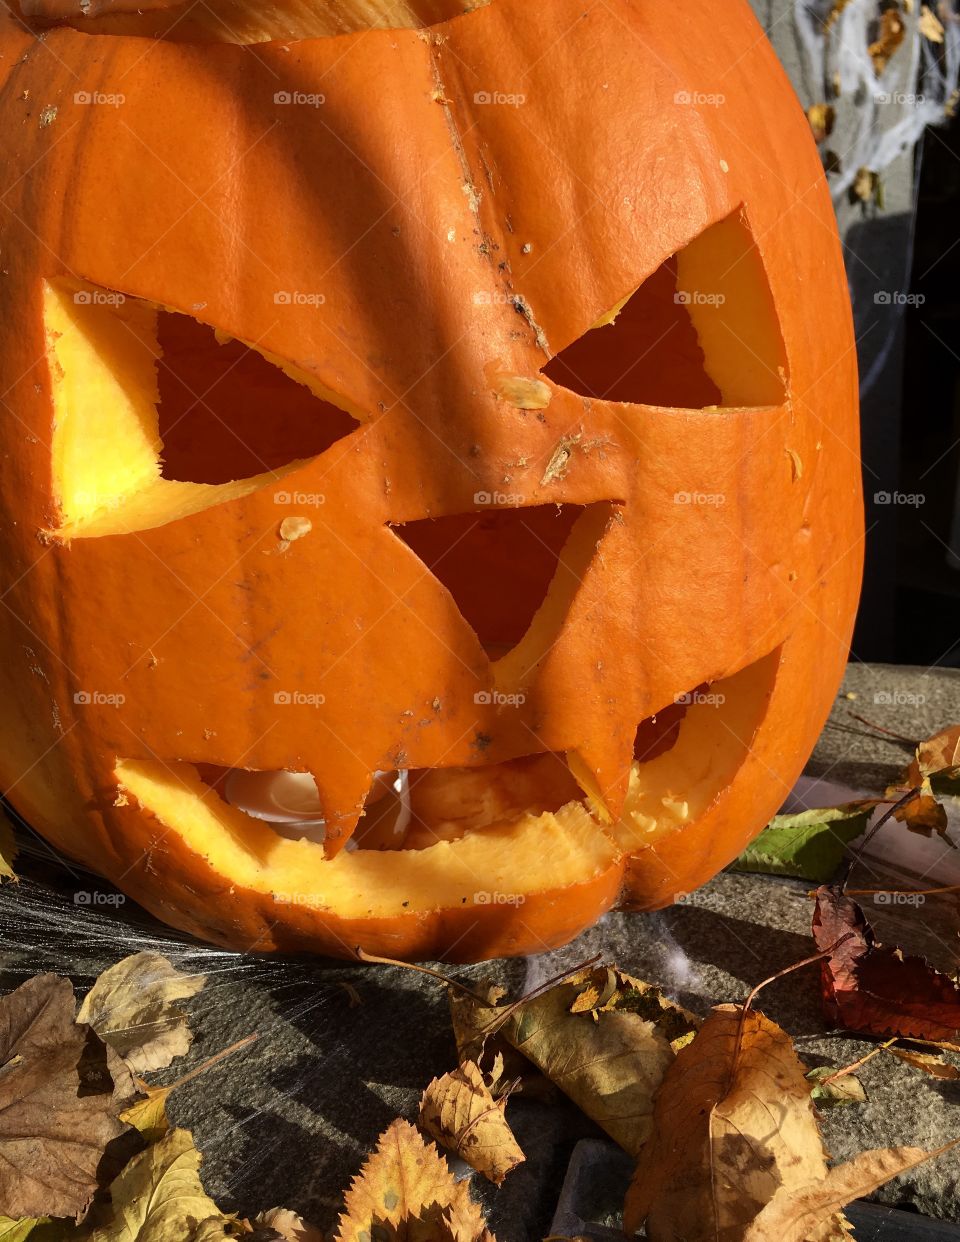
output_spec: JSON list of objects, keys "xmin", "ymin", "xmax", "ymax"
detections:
[
  {"xmin": 819, "ymin": 1038, "xmax": 896, "ymax": 1086},
  {"xmin": 842, "ymin": 786, "xmax": 923, "ymax": 891}
]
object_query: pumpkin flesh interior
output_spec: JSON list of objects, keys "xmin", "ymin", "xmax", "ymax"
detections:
[{"xmin": 115, "ymin": 652, "xmax": 776, "ymax": 919}]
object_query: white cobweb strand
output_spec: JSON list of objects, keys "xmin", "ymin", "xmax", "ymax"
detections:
[{"xmin": 795, "ymin": 0, "xmax": 959, "ymax": 202}]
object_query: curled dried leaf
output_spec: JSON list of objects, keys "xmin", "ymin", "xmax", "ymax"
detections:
[
  {"xmin": 886, "ymin": 1046, "xmax": 960, "ymax": 1079},
  {"xmin": 78, "ymin": 951, "xmax": 206, "ymax": 1074},
  {"xmin": 813, "ymin": 884, "xmax": 960, "ymax": 1040},
  {"xmin": 419, "ymin": 1060, "xmax": 524, "ymax": 1184}
]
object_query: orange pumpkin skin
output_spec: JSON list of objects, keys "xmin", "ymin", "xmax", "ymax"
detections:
[{"xmin": 0, "ymin": 0, "xmax": 862, "ymax": 960}]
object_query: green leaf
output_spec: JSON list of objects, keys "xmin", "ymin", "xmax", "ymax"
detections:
[
  {"xmin": 730, "ymin": 802, "xmax": 878, "ymax": 883},
  {"xmin": 806, "ymin": 1066, "xmax": 866, "ymax": 1107}
]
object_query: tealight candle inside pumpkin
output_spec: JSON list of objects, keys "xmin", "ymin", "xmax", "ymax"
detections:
[{"xmin": 223, "ymin": 768, "xmax": 410, "ymax": 846}]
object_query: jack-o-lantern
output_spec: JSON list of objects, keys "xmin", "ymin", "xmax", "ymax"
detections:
[{"xmin": 0, "ymin": 0, "xmax": 862, "ymax": 960}]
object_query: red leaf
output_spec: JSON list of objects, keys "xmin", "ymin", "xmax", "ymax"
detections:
[{"xmin": 812, "ymin": 885, "xmax": 960, "ymax": 1041}]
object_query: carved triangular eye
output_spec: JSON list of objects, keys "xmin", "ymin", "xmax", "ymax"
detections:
[
  {"xmin": 44, "ymin": 281, "xmax": 358, "ymax": 538},
  {"xmin": 543, "ymin": 208, "xmax": 788, "ymax": 409},
  {"xmin": 392, "ymin": 504, "xmax": 588, "ymax": 660},
  {"xmin": 156, "ymin": 313, "xmax": 358, "ymax": 486}
]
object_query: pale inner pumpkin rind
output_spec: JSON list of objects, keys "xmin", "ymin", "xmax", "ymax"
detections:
[
  {"xmin": 43, "ymin": 279, "xmax": 360, "ymax": 539},
  {"xmin": 115, "ymin": 654, "xmax": 777, "ymax": 920}
]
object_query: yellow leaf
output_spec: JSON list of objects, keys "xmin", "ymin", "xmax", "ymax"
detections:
[
  {"xmin": 90, "ymin": 1128, "xmax": 234, "ymax": 1241},
  {"xmin": 807, "ymin": 103, "xmax": 836, "ymax": 143},
  {"xmin": 919, "ymin": 5, "xmax": 945, "ymax": 42},
  {"xmin": 335, "ymin": 1120, "xmax": 493, "ymax": 1242},
  {"xmin": 0, "ymin": 817, "xmax": 16, "ymax": 883},
  {"xmin": 419, "ymin": 1061, "xmax": 524, "ymax": 1184},
  {"xmin": 119, "ymin": 1084, "xmax": 171, "ymax": 1144}
]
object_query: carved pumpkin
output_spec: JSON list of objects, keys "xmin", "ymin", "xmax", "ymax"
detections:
[{"xmin": 0, "ymin": 0, "xmax": 862, "ymax": 960}]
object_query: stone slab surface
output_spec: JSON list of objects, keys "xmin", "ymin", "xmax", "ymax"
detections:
[{"xmin": 1, "ymin": 662, "xmax": 959, "ymax": 1237}]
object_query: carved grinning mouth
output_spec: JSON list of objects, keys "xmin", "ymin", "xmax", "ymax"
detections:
[{"xmin": 116, "ymin": 649, "xmax": 781, "ymax": 918}]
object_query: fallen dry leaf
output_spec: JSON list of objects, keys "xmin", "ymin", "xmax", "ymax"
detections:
[
  {"xmin": 624, "ymin": 1005, "xmax": 831, "ymax": 1240},
  {"xmin": 0, "ymin": 973, "xmax": 136, "ymax": 1221},
  {"xmin": 907, "ymin": 724, "xmax": 960, "ymax": 786},
  {"xmin": 919, "ymin": 4, "xmax": 946, "ymax": 42},
  {"xmin": 891, "ymin": 783, "xmax": 951, "ymax": 842},
  {"xmin": 868, "ymin": 8, "xmax": 906, "ymax": 73},
  {"xmin": 0, "ymin": 1221, "xmax": 56, "ymax": 1241},
  {"xmin": 807, "ymin": 103, "xmax": 837, "ymax": 143},
  {"xmin": 742, "ymin": 1142, "xmax": 960, "ymax": 1242},
  {"xmin": 119, "ymin": 1082, "xmax": 171, "ymax": 1144},
  {"xmin": 253, "ymin": 1208, "xmax": 324, "ymax": 1241},
  {"xmin": 493, "ymin": 966, "xmax": 697, "ymax": 1157},
  {"xmin": 89, "ymin": 1127, "xmax": 233, "ymax": 1241},
  {"xmin": 813, "ymin": 885, "xmax": 960, "ymax": 1040},
  {"xmin": 0, "ymin": 819, "xmax": 16, "ymax": 884},
  {"xmin": 852, "ymin": 166, "xmax": 881, "ymax": 206},
  {"xmin": 826, "ymin": 0, "xmax": 855, "ymax": 28},
  {"xmin": 419, "ymin": 1060, "xmax": 524, "ymax": 1184},
  {"xmin": 806, "ymin": 1065, "xmax": 867, "ymax": 1106},
  {"xmin": 78, "ymin": 952, "xmax": 206, "ymax": 1074},
  {"xmin": 887, "ymin": 1046, "xmax": 960, "ymax": 1079},
  {"xmin": 335, "ymin": 1119, "xmax": 493, "ymax": 1242}
]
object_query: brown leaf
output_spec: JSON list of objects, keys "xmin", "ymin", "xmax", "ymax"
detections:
[
  {"xmin": 908, "ymin": 724, "xmax": 960, "ymax": 785},
  {"xmin": 887, "ymin": 1047, "xmax": 960, "ymax": 1079},
  {"xmin": 868, "ymin": 8, "xmax": 906, "ymax": 74},
  {"xmin": 77, "ymin": 952, "xmax": 206, "ymax": 1074},
  {"xmin": 742, "ymin": 1142, "xmax": 960, "ymax": 1242},
  {"xmin": 496, "ymin": 967, "xmax": 697, "ymax": 1157},
  {"xmin": 892, "ymin": 784, "xmax": 951, "ymax": 842},
  {"xmin": 253, "ymin": 1208, "xmax": 324, "ymax": 1241},
  {"xmin": 813, "ymin": 885, "xmax": 960, "ymax": 1040},
  {"xmin": 0, "ymin": 974, "xmax": 136, "ymax": 1221},
  {"xmin": 419, "ymin": 1061, "xmax": 524, "ymax": 1184},
  {"xmin": 852, "ymin": 166, "xmax": 881, "ymax": 205},
  {"xmin": 624, "ymin": 1005, "xmax": 831, "ymax": 1240},
  {"xmin": 335, "ymin": 1120, "xmax": 493, "ymax": 1242},
  {"xmin": 826, "ymin": 0, "xmax": 854, "ymax": 27},
  {"xmin": 807, "ymin": 103, "xmax": 836, "ymax": 143}
]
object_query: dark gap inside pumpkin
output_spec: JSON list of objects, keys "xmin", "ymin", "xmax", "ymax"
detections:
[
  {"xmin": 632, "ymin": 683, "xmax": 709, "ymax": 764},
  {"xmin": 391, "ymin": 504, "xmax": 583, "ymax": 657},
  {"xmin": 156, "ymin": 313, "xmax": 358, "ymax": 485},
  {"xmin": 543, "ymin": 256, "xmax": 722, "ymax": 407},
  {"xmin": 543, "ymin": 210, "xmax": 787, "ymax": 408},
  {"xmin": 196, "ymin": 751, "xmax": 581, "ymax": 852}
]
